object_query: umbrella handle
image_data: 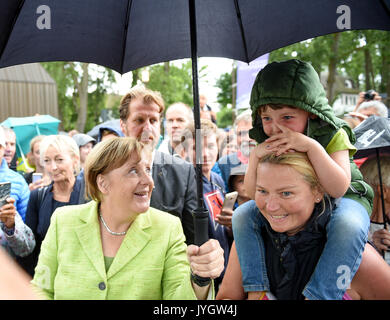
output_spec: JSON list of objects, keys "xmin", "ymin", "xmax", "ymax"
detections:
[
  {"xmin": 192, "ymin": 208, "xmax": 211, "ymax": 285},
  {"xmin": 193, "ymin": 208, "xmax": 209, "ymax": 246}
]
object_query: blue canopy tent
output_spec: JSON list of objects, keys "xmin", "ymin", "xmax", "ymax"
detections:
[{"xmin": 1, "ymin": 115, "xmax": 60, "ymax": 159}]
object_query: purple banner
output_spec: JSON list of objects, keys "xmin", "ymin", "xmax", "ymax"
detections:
[{"xmin": 236, "ymin": 54, "xmax": 269, "ymax": 110}]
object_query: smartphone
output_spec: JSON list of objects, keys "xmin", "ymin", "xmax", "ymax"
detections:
[
  {"xmin": 32, "ymin": 173, "xmax": 43, "ymax": 183},
  {"xmin": 0, "ymin": 182, "xmax": 11, "ymax": 208},
  {"xmin": 221, "ymin": 191, "xmax": 238, "ymax": 212}
]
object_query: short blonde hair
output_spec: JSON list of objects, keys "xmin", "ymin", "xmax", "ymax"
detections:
[
  {"xmin": 119, "ymin": 86, "xmax": 165, "ymax": 121},
  {"xmin": 39, "ymin": 135, "xmax": 80, "ymax": 174},
  {"xmin": 187, "ymin": 118, "xmax": 217, "ymax": 138},
  {"xmin": 258, "ymin": 152, "xmax": 321, "ymax": 192},
  {"xmin": 84, "ymin": 137, "xmax": 152, "ymax": 202},
  {"xmin": 181, "ymin": 118, "xmax": 217, "ymax": 150}
]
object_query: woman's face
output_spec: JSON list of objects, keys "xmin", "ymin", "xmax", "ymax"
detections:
[
  {"xmin": 32, "ymin": 142, "xmax": 41, "ymax": 167},
  {"xmin": 255, "ymin": 162, "xmax": 321, "ymax": 236},
  {"xmin": 43, "ymin": 146, "xmax": 78, "ymax": 182},
  {"xmin": 101, "ymin": 151, "xmax": 154, "ymax": 215}
]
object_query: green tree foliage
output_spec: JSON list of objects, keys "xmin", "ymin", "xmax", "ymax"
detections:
[
  {"xmin": 215, "ymin": 71, "xmax": 235, "ymax": 128},
  {"xmin": 216, "ymin": 107, "xmax": 234, "ymax": 129},
  {"xmin": 215, "ymin": 72, "xmax": 233, "ymax": 108},
  {"xmin": 214, "ymin": 30, "xmax": 390, "ymax": 124},
  {"xmin": 146, "ymin": 61, "xmax": 194, "ymax": 108},
  {"xmin": 269, "ymin": 30, "xmax": 390, "ymax": 106},
  {"xmin": 41, "ymin": 62, "xmax": 115, "ymax": 132}
]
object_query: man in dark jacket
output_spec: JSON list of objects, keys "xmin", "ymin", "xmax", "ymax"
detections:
[{"xmin": 119, "ymin": 87, "xmax": 196, "ymax": 245}]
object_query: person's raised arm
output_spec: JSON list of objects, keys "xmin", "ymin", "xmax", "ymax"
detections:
[
  {"xmin": 244, "ymin": 144, "xmax": 269, "ymax": 200},
  {"xmin": 307, "ymin": 147, "xmax": 351, "ymax": 198},
  {"xmin": 265, "ymin": 124, "xmax": 351, "ymax": 198},
  {"xmin": 216, "ymin": 241, "xmax": 246, "ymax": 300},
  {"xmin": 353, "ymin": 91, "xmax": 382, "ymax": 112},
  {"xmin": 349, "ymin": 243, "xmax": 390, "ymax": 299}
]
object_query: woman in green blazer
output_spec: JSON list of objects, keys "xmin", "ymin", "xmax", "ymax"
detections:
[{"xmin": 31, "ymin": 137, "xmax": 224, "ymax": 300}]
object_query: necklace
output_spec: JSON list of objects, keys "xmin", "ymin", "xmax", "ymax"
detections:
[{"xmin": 99, "ymin": 213, "xmax": 127, "ymax": 236}]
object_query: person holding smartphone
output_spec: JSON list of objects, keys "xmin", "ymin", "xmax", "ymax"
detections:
[
  {"xmin": 0, "ymin": 128, "xmax": 30, "ymax": 222},
  {"xmin": 0, "ymin": 128, "xmax": 35, "ymax": 258}
]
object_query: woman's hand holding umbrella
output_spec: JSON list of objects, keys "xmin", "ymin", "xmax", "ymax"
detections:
[{"xmin": 187, "ymin": 239, "xmax": 224, "ymax": 299}]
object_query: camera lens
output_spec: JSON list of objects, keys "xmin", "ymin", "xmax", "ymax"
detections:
[{"xmin": 364, "ymin": 90, "xmax": 375, "ymax": 101}]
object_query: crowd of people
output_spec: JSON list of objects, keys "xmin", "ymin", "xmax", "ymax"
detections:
[{"xmin": 0, "ymin": 58, "xmax": 389, "ymax": 300}]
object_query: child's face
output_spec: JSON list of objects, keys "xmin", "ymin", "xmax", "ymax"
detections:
[
  {"xmin": 192, "ymin": 133, "xmax": 219, "ymax": 176},
  {"xmin": 232, "ymin": 175, "xmax": 250, "ymax": 200},
  {"xmin": 260, "ymin": 105, "xmax": 310, "ymax": 137}
]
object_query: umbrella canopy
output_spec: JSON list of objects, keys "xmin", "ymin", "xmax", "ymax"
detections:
[
  {"xmin": 354, "ymin": 115, "xmax": 390, "ymax": 229},
  {"xmin": 354, "ymin": 116, "xmax": 390, "ymax": 159},
  {"xmin": 1, "ymin": 114, "xmax": 60, "ymax": 157},
  {"xmin": 1, "ymin": 0, "xmax": 390, "ymax": 73}
]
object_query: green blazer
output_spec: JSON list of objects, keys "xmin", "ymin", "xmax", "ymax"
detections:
[{"xmin": 31, "ymin": 200, "xmax": 197, "ymax": 300}]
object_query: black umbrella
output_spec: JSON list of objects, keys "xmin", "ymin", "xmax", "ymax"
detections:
[
  {"xmin": 1, "ymin": 0, "xmax": 390, "ymax": 267},
  {"xmin": 354, "ymin": 116, "xmax": 390, "ymax": 229},
  {"xmin": 1, "ymin": 1, "xmax": 390, "ymax": 73}
]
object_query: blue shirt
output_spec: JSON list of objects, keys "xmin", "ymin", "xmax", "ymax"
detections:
[
  {"xmin": 212, "ymin": 152, "xmax": 242, "ymax": 192},
  {"xmin": 0, "ymin": 158, "xmax": 30, "ymax": 221}
]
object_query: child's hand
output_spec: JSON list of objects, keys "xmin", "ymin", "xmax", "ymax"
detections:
[
  {"xmin": 251, "ymin": 142, "xmax": 273, "ymax": 160},
  {"xmin": 264, "ymin": 123, "xmax": 312, "ymax": 156}
]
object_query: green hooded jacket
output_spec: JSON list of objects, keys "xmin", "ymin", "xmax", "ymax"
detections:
[{"xmin": 249, "ymin": 59, "xmax": 373, "ymax": 214}]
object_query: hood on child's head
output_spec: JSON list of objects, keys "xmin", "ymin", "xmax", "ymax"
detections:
[{"xmin": 249, "ymin": 59, "xmax": 343, "ymax": 144}]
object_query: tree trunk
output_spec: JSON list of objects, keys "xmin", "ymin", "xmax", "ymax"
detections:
[
  {"xmin": 76, "ymin": 63, "xmax": 89, "ymax": 133},
  {"xmin": 162, "ymin": 62, "xmax": 170, "ymax": 92},
  {"xmin": 364, "ymin": 48, "xmax": 373, "ymax": 91},
  {"xmin": 232, "ymin": 65, "xmax": 236, "ymax": 110},
  {"xmin": 56, "ymin": 63, "xmax": 67, "ymax": 131},
  {"xmin": 380, "ymin": 33, "xmax": 390, "ymax": 107},
  {"xmin": 164, "ymin": 62, "xmax": 170, "ymax": 74},
  {"xmin": 131, "ymin": 69, "xmax": 140, "ymax": 87},
  {"xmin": 383, "ymin": 54, "xmax": 390, "ymax": 107},
  {"xmin": 326, "ymin": 33, "xmax": 341, "ymax": 104}
]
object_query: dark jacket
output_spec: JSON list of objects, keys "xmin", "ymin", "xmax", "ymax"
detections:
[
  {"xmin": 17, "ymin": 174, "xmax": 86, "ymax": 276},
  {"xmin": 249, "ymin": 59, "xmax": 373, "ymax": 214},
  {"xmin": 262, "ymin": 196, "xmax": 334, "ymax": 300},
  {"xmin": 151, "ymin": 151, "xmax": 197, "ymax": 245}
]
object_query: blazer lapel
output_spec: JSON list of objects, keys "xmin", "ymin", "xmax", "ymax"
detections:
[
  {"xmin": 107, "ymin": 211, "xmax": 152, "ymax": 279},
  {"xmin": 75, "ymin": 201, "xmax": 106, "ymax": 280}
]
